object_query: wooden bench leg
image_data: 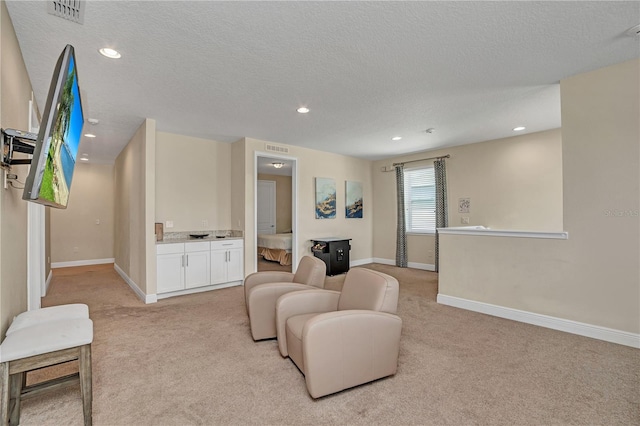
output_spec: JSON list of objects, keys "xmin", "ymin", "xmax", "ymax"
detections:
[
  {"xmin": 79, "ymin": 345, "xmax": 92, "ymax": 426},
  {"xmin": 1, "ymin": 363, "xmax": 9, "ymax": 426},
  {"xmin": 8, "ymin": 372, "xmax": 23, "ymax": 425}
]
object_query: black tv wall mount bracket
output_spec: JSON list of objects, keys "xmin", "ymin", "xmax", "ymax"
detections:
[{"xmin": 1, "ymin": 128, "xmax": 35, "ymax": 168}]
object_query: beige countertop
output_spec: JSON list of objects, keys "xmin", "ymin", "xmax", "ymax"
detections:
[{"xmin": 156, "ymin": 236, "xmax": 243, "ymax": 245}]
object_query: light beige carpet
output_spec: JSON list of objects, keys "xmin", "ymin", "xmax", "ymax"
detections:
[{"xmin": 18, "ymin": 263, "xmax": 640, "ymax": 425}]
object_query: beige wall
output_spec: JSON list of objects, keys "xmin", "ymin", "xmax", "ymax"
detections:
[
  {"xmin": 50, "ymin": 163, "xmax": 114, "ymax": 263},
  {"xmin": 439, "ymin": 59, "xmax": 639, "ymax": 334},
  {"xmin": 372, "ymin": 129, "xmax": 563, "ymax": 265},
  {"xmin": 257, "ymin": 173, "xmax": 292, "ymax": 233},
  {"xmin": 0, "ymin": 1, "xmax": 34, "ymax": 334},
  {"xmin": 230, "ymin": 139, "xmax": 245, "ymax": 232},
  {"xmin": 155, "ymin": 132, "xmax": 231, "ymax": 232},
  {"xmin": 114, "ymin": 119, "xmax": 156, "ymax": 295},
  {"xmin": 233, "ymin": 138, "xmax": 373, "ymax": 274},
  {"xmin": 558, "ymin": 58, "xmax": 638, "ymax": 331}
]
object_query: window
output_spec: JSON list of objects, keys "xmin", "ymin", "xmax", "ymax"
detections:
[{"xmin": 404, "ymin": 166, "xmax": 435, "ymax": 233}]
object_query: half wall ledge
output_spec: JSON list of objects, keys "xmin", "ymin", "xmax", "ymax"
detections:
[{"xmin": 437, "ymin": 226, "xmax": 568, "ymax": 240}]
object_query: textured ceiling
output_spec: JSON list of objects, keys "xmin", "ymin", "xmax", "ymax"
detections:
[{"xmin": 5, "ymin": 1, "xmax": 640, "ymax": 164}]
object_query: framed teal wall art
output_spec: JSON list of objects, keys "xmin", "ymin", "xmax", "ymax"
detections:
[
  {"xmin": 345, "ymin": 181, "xmax": 363, "ymax": 218},
  {"xmin": 315, "ymin": 177, "xmax": 336, "ymax": 219}
]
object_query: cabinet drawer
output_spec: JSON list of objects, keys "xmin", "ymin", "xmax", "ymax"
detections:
[
  {"xmin": 185, "ymin": 241, "xmax": 210, "ymax": 252},
  {"xmin": 156, "ymin": 243, "xmax": 184, "ymax": 255},
  {"xmin": 211, "ymin": 239, "xmax": 243, "ymax": 250}
]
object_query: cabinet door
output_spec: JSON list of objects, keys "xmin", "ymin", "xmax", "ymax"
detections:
[
  {"xmin": 185, "ymin": 250, "xmax": 211, "ymax": 289},
  {"xmin": 226, "ymin": 247, "xmax": 244, "ymax": 282},
  {"xmin": 210, "ymin": 249, "xmax": 227, "ymax": 285},
  {"xmin": 157, "ymin": 253, "xmax": 184, "ymax": 293}
]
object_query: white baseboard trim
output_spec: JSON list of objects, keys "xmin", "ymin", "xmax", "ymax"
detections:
[
  {"xmin": 113, "ymin": 263, "xmax": 157, "ymax": 304},
  {"xmin": 372, "ymin": 258, "xmax": 395, "ymax": 266},
  {"xmin": 157, "ymin": 281, "xmax": 243, "ymax": 300},
  {"xmin": 52, "ymin": 258, "xmax": 115, "ymax": 269},
  {"xmin": 351, "ymin": 258, "xmax": 374, "ymax": 267},
  {"xmin": 437, "ymin": 294, "xmax": 640, "ymax": 349},
  {"xmin": 408, "ymin": 262, "xmax": 436, "ymax": 271},
  {"xmin": 372, "ymin": 258, "xmax": 436, "ymax": 271}
]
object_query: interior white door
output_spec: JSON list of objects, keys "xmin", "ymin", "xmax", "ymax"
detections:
[{"xmin": 257, "ymin": 180, "xmax": 276, "ymax": 234}]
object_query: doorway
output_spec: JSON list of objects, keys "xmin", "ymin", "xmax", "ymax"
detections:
[{"xmin": 255, "ymin": 154, "xmax": 297, "ymax": 273}]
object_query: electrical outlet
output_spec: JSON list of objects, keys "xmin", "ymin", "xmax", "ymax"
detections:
[
  {"xmin": 461, "ymin": 217, "xmax": 470, "ymax": 224},
  {"xmin": 95, "ymin": 219, "xmax": 100, "ymax": 225},
  {"xmin": 202, "ymin": 220, "xmax": 208, "ymax": 228},
  {"xmin": 166, "ymin": 220, "xmax": 174, "ymax": 228}
]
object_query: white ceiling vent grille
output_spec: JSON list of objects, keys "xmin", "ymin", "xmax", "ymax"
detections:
[
  {"xmin": 265, "ymin": 144, "xmax": 289, "ymax": 154},
  {"xmin": 48, "ymin": 1, "xmax": 85, "ymax": 24}
]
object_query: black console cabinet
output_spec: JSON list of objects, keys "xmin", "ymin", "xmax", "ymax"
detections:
[{"xmin": 311, "ymin": 238, "xmax": 352, "ymax": 276}]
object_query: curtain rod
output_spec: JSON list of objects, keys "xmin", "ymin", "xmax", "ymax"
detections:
[{"xmin": 392, "ymin": 154, "xmax": 450, "ymax": 167}]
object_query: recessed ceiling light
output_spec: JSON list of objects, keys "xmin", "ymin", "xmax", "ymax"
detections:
[
  {"xmin": 513, "ymin": 126, "xmax": 526, "ymax": 132},
  {"xmin": 297, "ymin": 107, "xmax": 310, "ymax": 114},
  {"xmin": 87, "ymin": 118, "xmax": 99, "ymax": 125},
  {"xmin": 99, "ymin": 48, "xmax": 121, "ymax": 59},
  {"xmin": 80, "ymin": 157, "xmax": 89, "ymax": 162},
  {"xmin": 391, "ymin": 136, "xmax": 402, "ymax": 141},
  {"xmin": 84, "ymin": 133, "xmax": 96, "ymax": 138},
  {"xmin": 272, "ymin": 162, "xmax": 284, "ymax": 169}
]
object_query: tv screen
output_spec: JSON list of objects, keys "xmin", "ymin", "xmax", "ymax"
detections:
[{"xmin": 23, "ymin": 44, "xmax": 84, "ymax": 209}]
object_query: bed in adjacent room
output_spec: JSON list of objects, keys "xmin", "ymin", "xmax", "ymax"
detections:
[{"xmin": 257, "ymin": 233, "xmax": 292, "ymax": 266}]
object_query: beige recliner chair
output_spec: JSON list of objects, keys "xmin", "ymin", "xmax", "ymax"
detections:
[
  {"xmin": 244, "ymin": 255, "xmax": 326, "ymax": 341},
  {"xmin": 275, "ymin": 267, "xmax": 402, "ymax": 398}
]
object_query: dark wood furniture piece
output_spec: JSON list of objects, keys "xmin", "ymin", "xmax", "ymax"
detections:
[{"xmin": 311, "ymin": 238, "xmax": 352, "ymax": 276}]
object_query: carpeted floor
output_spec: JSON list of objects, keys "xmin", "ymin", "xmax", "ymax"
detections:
[{"xmin": 18, "ymin": 263, "xmax": 640, "ymax": 425}]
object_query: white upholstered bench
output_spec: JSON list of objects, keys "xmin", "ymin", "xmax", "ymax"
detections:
[
  {"xmin": 0, "ymin": 307, "xmax": 93, "ymax": 426},
  {"xmin": 5, "ymin": 304, "xmax": 89, "ymax": 335}
]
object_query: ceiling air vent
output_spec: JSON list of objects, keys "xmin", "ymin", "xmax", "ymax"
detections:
[
  {"xmin": 265, "ymin": 144, "xmax": 289, "ymax": 154},
  {"xmin": 48, "ymin": 0, "xmax": 85, "ymax": 24}
]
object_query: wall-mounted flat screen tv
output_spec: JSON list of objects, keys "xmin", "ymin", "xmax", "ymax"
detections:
[{"xmin": 23, "ymin": 44, "xmax": 84, "ymax": 209}]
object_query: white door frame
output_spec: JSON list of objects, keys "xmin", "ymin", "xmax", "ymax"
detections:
[
  {"xmin": 254, "ymin": 152, "xmax": 298, "ymax": 273},
  {"xmin": 27, "ymin": 97, "xmax": 45, "ymax": 310},
  {"xmin": 27, "ymin": 202, "xmax": 45, "ymax": 310}
]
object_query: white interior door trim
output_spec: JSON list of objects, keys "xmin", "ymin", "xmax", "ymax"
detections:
[{"xmin": 27, "ymin": 202, "xmax": 45, "ymax": 310}]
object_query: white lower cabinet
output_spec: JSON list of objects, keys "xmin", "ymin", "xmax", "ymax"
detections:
[
  {"xmin": 184, "ymin": 242, "xmax": 211, "ymax": 289},
  {"xmin": 157, "ymin": 244, "xmax": 185, "ymax": 294},
  {"xmin": 156, "ymin": 239, "xmax": 243, "ymax": 296},
  {"xmin": 211, "ymin": 239, "xmax": 244, "ymax": 285}
]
